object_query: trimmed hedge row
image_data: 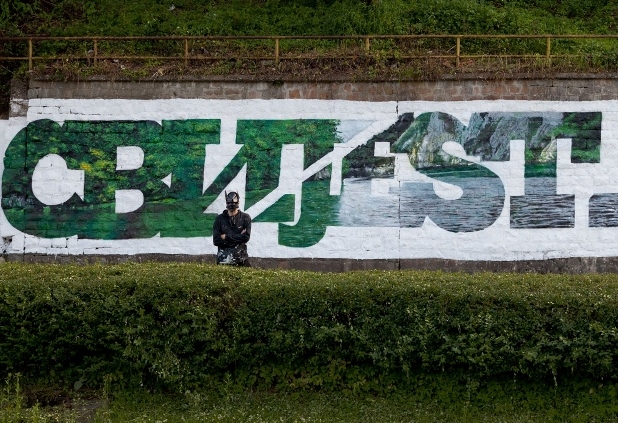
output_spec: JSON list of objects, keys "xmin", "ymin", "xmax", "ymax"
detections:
[{"xmin": 1, "ymin": 263, "xmax": 618, "ymax": 392}]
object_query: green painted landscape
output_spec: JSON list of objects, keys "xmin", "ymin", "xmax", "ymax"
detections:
[{"xmin": 2, "ymin": 111, "xmax": 604, "ymax": 245}]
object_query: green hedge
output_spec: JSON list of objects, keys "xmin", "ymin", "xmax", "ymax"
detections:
[{"xmin": 1, "ymin": 263, "xmax": 618, "ymax": 393}]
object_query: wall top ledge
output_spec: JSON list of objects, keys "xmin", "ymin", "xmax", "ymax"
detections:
[
  {"xmin": 6, "ymin": 254, "xmax": 618, "ymax": 275},
  {"xmin": 23, "ymin": 75, "xmax": 618, "ymax": 102}
]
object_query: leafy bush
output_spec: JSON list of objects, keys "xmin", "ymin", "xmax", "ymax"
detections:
[
  {"xmin": 2, "ymin": 263, "xmax": 618, "ymax": 394},
  {"xmin": 1, "ymin": 0, "xmax": 615, "ymax": 37}
]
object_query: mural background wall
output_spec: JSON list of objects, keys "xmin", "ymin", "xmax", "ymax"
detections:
[{"xmin": 2, "ymin": 98, "xmax": 618, "ymax": 262}]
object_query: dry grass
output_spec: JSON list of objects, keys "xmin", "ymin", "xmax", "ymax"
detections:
[{"xmin": 29, "ymin": 53, "xmax": 615, "ymax": 84}]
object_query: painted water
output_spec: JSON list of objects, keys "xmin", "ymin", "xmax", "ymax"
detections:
[
  {"xmin": 337, "ymin": 176, "xmax": 575, "ymax": 232},
  {"xmin": 510, "ymin": 177, "xmax": 574, "ymax": 229},
  {"xmin": 590, "ymin": 194, "xmax": 618, "ymax": 227}
]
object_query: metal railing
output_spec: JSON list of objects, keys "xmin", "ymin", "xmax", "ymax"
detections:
[{"xmin": 1, "ymin": 34, "xmax": 617, "ymax": 71}]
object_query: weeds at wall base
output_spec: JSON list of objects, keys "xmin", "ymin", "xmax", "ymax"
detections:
[
  {"xmin": 0, "ymin": 374, "xmax": 112, "ymax": 423},
  {"xmin": 3, "ymin": 374, "xmax": 618, "ymax": 422}
]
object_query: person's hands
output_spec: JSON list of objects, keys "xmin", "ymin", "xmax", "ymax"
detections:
[
  {"xmin": 221, "ymin": 234, "xmax": 226, "ymax": 240},
  {"xmin": 241, "ymin": 229, "xmax": 246, "ymax": 234}
]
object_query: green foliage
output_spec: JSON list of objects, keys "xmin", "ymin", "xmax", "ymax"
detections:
[
  {"xmin": 61, "ymin": 382, "xmax": 618, "ymax": 422},
  {"xmin": 0, "ymin": 0, "xmax": 96, "ymax": 36},
  {"xmin": 0, "ymin": 374, "xmax": 25, "ymax": 422},
  {"xmin": 3, "ymin": 263, "xmax": 618, "ymax": 397},
  {"xmin": 0, "ymin": 0, "xmax": 616, "ymax": 107},
  {"xmin": 1, "ymin": 0, "xmax": 615, "ymax": 37},
  {"xmin": 233, "ymin": 119, "xmax": 340, "ymax": 197}
]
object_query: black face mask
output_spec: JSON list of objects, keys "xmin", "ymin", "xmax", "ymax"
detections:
[{"xmin": 225, "ymin": 191, "xmax": 239, "ymax": 211}]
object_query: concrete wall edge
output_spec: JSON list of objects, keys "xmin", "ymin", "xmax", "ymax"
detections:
[{"xmin": 5, "ymin": 254, "xmax": 618, "ymax": 274}]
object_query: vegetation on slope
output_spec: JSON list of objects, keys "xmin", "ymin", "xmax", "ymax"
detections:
[
  {"xmin": 2, "ymin": 0, "xmax": 617, "ymax": 37},
  {"xmin": 0, "ymin": 0, "xmax": 617, "ymax": 117}
]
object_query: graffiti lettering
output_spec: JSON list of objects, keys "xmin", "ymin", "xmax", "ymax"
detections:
[{"xmin": 0, "ymin": 111, "xmax": 603, "ymax": 246}]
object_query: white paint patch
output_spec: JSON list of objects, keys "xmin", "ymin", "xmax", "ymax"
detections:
[
  {"xmin": 203, "ymin": 143, "xmax": 243, "ymax": 193},
  {"xmin": 116, "ymin": 146, "xmax": 144, "ymax": 170},
  {"xmin": 115, "ymin": 189, "xmax": 144, "ymax": 213},
  {"xmin": 32, "ymin": 154, "xmax": 85, "ymax": 205},
  {"xmin": 161, "ymin": 173, "xmax": 172, "ymax": 188},
  {"xmin": 336, "ymin": 120, "xmax": 375, "ymax": 142}
]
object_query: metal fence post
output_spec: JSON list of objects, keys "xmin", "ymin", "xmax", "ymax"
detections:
[
  {"xmin": 275, "ymin": 37, "xmax": 280, "ymax": 66},
  {"xmin": 456, "ymin": 36, "xmax": 461, "ymax": 68},
  {"xmin": 546, "ymin": 36, "xmax": 551, "ymax": 65},
  {"xmin": 184, "ymin": 38, "xmax": 188, "ymax": 66},
  {"xmin": 28, "ymin": 38, "xmax": 33, "ymax": 71}
]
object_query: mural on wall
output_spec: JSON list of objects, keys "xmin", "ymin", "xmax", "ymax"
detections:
[
  {"xmin": 1, "ymin": 110, "xmax": 603, "ymax": 252},
  {"xmin": 391, "ymin": 111, "xmax": 601, "ymax": 230}
]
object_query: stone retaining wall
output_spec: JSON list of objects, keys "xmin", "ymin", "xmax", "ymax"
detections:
[
  {"xmin": 3, "ymin": 75, "xmax": 618, "ymax": 272},
  {"xmin": 25, "ymin": 74, "xmax": 618, "ymax": 102}
]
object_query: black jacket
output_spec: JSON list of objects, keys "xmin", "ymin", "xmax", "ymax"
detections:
[{"xmin": 212, "ymin": 209, "xmax": 251, "ymax": 255}]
